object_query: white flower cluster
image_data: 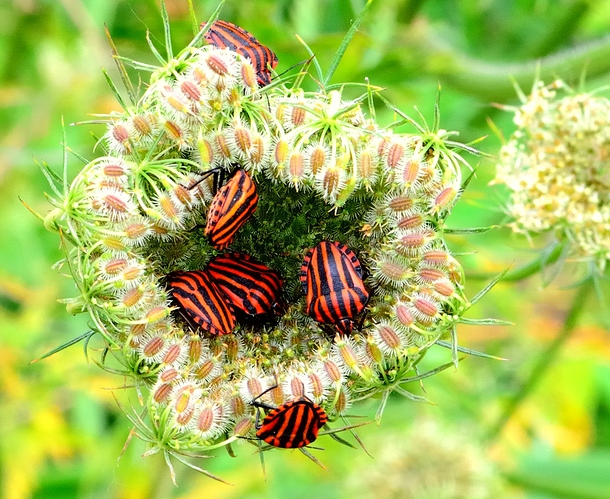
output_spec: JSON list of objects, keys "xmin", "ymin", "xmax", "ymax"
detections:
[{"xmin": 495, "ymin": 80, "xmax": 610, "ymax": 272}]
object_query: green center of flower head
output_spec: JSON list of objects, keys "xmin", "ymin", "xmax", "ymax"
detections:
[{"xmin": 44, "ymin": 18, "xmax": 475, "ymax": 473}]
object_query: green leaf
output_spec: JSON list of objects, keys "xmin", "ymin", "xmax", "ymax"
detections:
[{"xmin": 540, "ymin": 239, "xmax": 570, "ymax": 287}]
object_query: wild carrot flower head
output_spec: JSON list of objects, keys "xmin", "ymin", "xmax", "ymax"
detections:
[
  {"xmin": 38, "ymin": 13, "xmax": 485, "ymax": 482},
  {"xmin": 495, "ymin": 80, "xmax": 610, "ymax": 273}
]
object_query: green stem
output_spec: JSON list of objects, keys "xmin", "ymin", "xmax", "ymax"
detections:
[
  {"xmin": 526, "ymin": 1, "xmax": 589, "ymax": 58},
  {"xmin": 400, "ymin": 23, "xmax": 610, "ymax": 100},
  {"xmin": 468, "ymin": 242, "xmax": 566, "ymax": 282},
  {"xmin": 484, "ymin": 279, "xmax": 593, "ymax": 441}
]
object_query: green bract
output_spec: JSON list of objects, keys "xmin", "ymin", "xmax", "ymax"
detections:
[{"xmin": 40, "ymin": 12, "xmax": 482, "ymax": 481}]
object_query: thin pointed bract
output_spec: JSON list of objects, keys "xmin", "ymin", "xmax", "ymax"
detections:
[
  {"xmin": 443, "ymin": 225, "xmax": 499, "ymax": 234},
  {"xmin": 323, "ymin": 0, "xmax": 374, "ymax": 88},
  {"xmin": 393, "ymin": 385, "xmax": 435, "ymax": 405},
  {"xmin": 458, "ymin": 317, "xmax": 514, "ymax": 326},
  {"xmin": 435, "ymin": 340, "xmax": 508, "ymax": 361},
  {"xmin": 19, "ymin": 196, "xmax": 47, "ymax": 224},
  {"xmin": 30, "ymin": 330, "xmax": 96, "ymax": 364},
  {"xmin": 187, "ymin": 0, "xmax": 197, "ymax": 35},
  {"xmin": 104, "ymin": 25, "xmax": 137, "ymax": 107},
  {"xmin": 433, "ymin": 83, "xmax": 441, "ymax": 132},
  {"xmin": 160, "ymin": 1, "xmax": 173, "ymax": 61},
  {"xmin": 449, "ymin": 325, "xmax": 458, "ymax": 368},
  {"xmin": 146, "ymin": 30, "xmax": 167, "ymax": 66},
  {"xmin": 102, "ymin": 68, "xmax": 129, "ymax": 111},
  {"xmin": 294, "ymin": 34, "xmax": 324, "ymax": 86},
  {"xmin": 298, "ymin": 447, "xmax": 328, "ymax": 470},
  {"xmin": 171, "ymin": 453, "xmax": 234, "ymax": 486},
  {"xmin": 469, "ymin": 267, "xmax": 511, "ymax": 306}
]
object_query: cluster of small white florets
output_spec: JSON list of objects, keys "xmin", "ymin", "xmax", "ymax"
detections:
[
  {"xmin": 495, "ymin": 80, "xmax": 610, "ymax": 272},
  {"xmin": 49, "ymin": 43, "xmax": 469, "ymax": 456}
]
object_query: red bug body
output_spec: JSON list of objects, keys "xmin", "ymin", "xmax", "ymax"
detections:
[
  {"xmin": 255, "ymin": 397, "xmax": 327, "ymax": 448},
  {"xmin": 202, "ymin": 20, "xmax": 278, "ymax": 87},
  {"xmin": 205, "ymin": 169, "xmax": 258, "ymax": 250},
  {"xmin": 167, "ymin": 270, "xmax": 236, "ymax": 336},
  {"xmin": 207, "ymin": 253, "xmax": 282, "ymax": 316},
  {"xmin": 300, "ymin": 241, "xmax": 369, "ymax": 335}
]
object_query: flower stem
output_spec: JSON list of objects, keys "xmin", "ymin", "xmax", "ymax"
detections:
[
  {"xmin": 484, "ymin": 279, "xmax": 593, "ymax": 441},
  {"xmin": 403, "ymin": 23, "xmax": 610, "ymax": 100}
]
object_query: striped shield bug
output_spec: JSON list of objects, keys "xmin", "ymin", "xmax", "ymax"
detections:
[
  {"xmin": 166, "ymin": 270, "xmax": 236, "ymax": 336},
  {"xmin": 205, "ymin": 169, "xmax": 259, "ymax": 250},
  {"xmin": 251, "ymin": 388, "xmax": 328, "ymax": 448},
  {"xmin": 300, "ymin": 241, "xmax": 370, "ymax": 335},
  {"xmin": 202, "ymin": 20, "xmax": 278, "ymax": 87},
  {"xmin": 207, "ymin": 252, "xmax": 283, "ymax": 316}
]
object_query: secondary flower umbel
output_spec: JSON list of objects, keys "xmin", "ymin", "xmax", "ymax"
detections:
[{"xmin": 494, "ymin": 80, "xmax": 610, "ymax": 273}]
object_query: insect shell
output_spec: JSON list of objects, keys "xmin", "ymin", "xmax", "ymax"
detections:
[
  {"xmin": 300, "ymin": 241, "xmax": 370, "ymax": 335},
  {"xmin": 253, "ymin": 396, "xmax": 328, "ymax": 448},
  {"xmin": 202, "ymin": 19, "xmax": 278, "ymax": 87},
  {"xmin": 166, "ymin": 270, "xmax": 236, "ymax": 336},
  {"xmin": 204, "ymin": 169, "xmax": 259, "ymax": 250}
]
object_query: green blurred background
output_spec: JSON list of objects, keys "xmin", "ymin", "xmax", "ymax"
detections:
[{"xmin": 2, "ymin": 0, "xmax": 610, "ymax": 497}]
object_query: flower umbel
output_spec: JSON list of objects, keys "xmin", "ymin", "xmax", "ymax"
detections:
[{"xmin": 39, "ymin": 13, "xmax": 478, "ymax": 480}]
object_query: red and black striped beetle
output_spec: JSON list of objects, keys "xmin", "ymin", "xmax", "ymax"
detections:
[
  {"xmin": 202, "ymin": 19, "xmax": 278, "ymax": 87},
  {"xmin": 207, "ymin": 252, "xmax": 283, "ymax": 317},
  {"xmin": 300, "ymin": 241, "xmax": 369, "ymax": 335},
  {"xmin": 166, "ymin": 269, "xmax": 236, "ymax": 336},
  {"xmin": 251, "ymin": 387, "xmax": 328, "ymax": 448},
  {"xmin": 204, "ymin": 168, "xmax": 259, "ymax": 250}
]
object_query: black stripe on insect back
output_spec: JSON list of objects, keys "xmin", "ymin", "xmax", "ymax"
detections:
[
  {"xmin": 210, "ymin": 25, "xmax": 266, "ymax": 75},
  {"xmin": 167, "ymin": 270, "xmax": 236, "ymax": 336},
  {"xmin": 207, "ymin": 253, "xmax": 282, "ymax": 316}
]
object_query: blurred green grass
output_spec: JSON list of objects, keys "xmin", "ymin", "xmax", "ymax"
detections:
[{"xmin": 2, "ymin": 0, "xmax": 610, "ymax": 497}]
